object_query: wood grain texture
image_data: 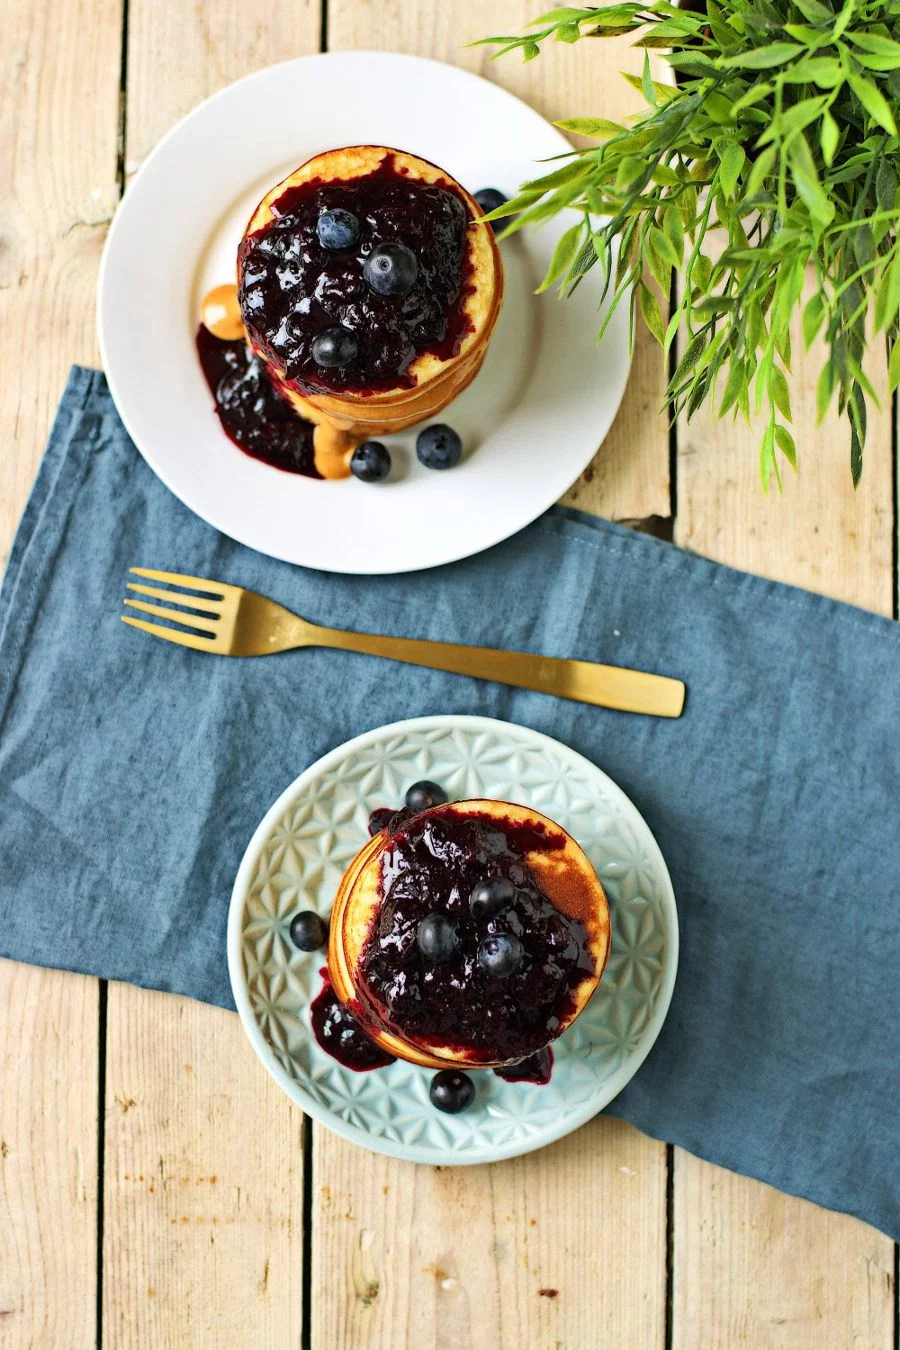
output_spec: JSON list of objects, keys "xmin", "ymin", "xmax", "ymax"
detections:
[
  {"xmin": 0, "ymin": 965, "xmax": 99, "ymax": 1349},
  {"xmin": 102, "ymin": 993, "xmax": 305, "ymax": 1348},
  {"xmin": 327, "ymin": 0, "xmax": 670, "ymax": 522},
  {"xmin": 673, "ymin": 1164, "xmax": 894, "ymax": 1350},
  {"xmin": 99, "ymin": 2, "xmax": 320, "ymax": 1345},
  {"xmin": 0, "ymin": 0, "xmax": 120, "ymax": 1341},
  {"xmin": 673, "ymin": 297, "xmax": 896, "ymax": 1347},
  {"xmin": 124, "ymin": 0, "xmax": 321, "ymax": 174},
  {"xmin": 312, "ymin": 1116, "xmax": 666, "ymax": 1350}
]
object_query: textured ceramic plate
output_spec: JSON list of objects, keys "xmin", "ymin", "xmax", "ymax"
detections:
[
  {"xmin": 97, "ymin": 51, "xmax": 632, "ymax": 574},
  {"xmin": 228, "ymin": 716, "xmax": 678, "ymax": 1165}
]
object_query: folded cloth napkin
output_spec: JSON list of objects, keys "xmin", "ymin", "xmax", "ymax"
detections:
[{"xmin": 1, "ymin": 368, "xmax": 897, "ymax": 1237}]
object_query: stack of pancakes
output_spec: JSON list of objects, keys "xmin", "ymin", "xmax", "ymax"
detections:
[
  {"xmin": 237, "ymin": 146, "xmax": 504, "ymax": 478},
  {"xmin": 328, "ymin": 800, "xmax": 611, "ymax": 1070}
]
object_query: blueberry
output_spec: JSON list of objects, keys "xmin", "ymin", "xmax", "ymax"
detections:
[
  {"xmin": 405, "ymin": 780, "xmax": 448, "ymax": 812},
  {"xmin": 316, "ymin": 208, "xmax": 360, "ymax": 251},
  {"xmin": 367, "ymin": 807, "xmax": 394, "ymax": 836},
  {"xmin": 417, "ymin": 913, "xmax": 460, "ymax": 963},
  {"xmin": 289, "ymin": 910, "xmax": 329, "ymax": 952},
  {"xmin": 416, "ymin": 424, "xmax": 462, "ymax": 471},
  {"xmin": 350, "ymin": 440, "xmax": 391, "ymax": 483},
  {"xmin": 477, "ymin": 933, "xmax": 523, "ymax": 978},
  {"xmin": 469, "ymin": 876, "xmax": 516, "ymax": 921},
  {"xmin": 474, "ymin": 187, "xmax": 517, "ymax": 232},
  {"xmin": 311, "ymin": 326, "xmax": 358, "ymax": 367},
  {"xmin": 363, "ymin": 243, "xmax": 418, "ymax": 297},
  {"xmin": 474, "ymin": 187, "xmax": 507, "ymax": 213},
  {"xmin": 429, "ymin": 1069, "xmax": 475, "ymax": 1114}
]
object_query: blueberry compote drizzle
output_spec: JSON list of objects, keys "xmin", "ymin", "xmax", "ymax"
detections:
[
  {"xmin": 358, "ymin": 806, "xmax": 594, "ymax": 1063},
  {"xmin": 494, "ymin": 1047, "xmax": 554, "ymax": 1085},
  {"xmin": 238, "ymin": 154, "xmax": 474, "ymax": 396},
  {"xmin": 310, "ymin": 970, "xmax": 396, "ymax": 1072},
  {"xmin": 196, "ymin": 325, "xmax": 320, "ymax": 477}
]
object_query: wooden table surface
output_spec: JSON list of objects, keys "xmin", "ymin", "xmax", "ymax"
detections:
[{"xmin": 1, "ymin": 1, "xmax": 896, "ymax": 1346}]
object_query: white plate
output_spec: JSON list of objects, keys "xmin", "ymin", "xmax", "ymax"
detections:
[
  {"xmin": 228, "ymin": 716, "xmax": 678, "ymax": 1165},
  {"xmin": 98, "ymin": 52, "xmax": 632, "ymax": 574}
]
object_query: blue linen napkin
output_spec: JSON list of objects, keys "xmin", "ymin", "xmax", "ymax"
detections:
[{"xmin": 1, "ymin": 368, "xmax": 897, "ymax": 1238}]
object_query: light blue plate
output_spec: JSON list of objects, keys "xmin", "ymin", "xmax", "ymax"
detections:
[{"xmin": 228, "ymin": 715, "xmax": 678, "ymax": 1164}]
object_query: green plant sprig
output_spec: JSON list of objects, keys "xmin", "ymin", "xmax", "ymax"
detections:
[{"xmin": 475, "ymin": 0, "xmax": 900, "ymax": 486}]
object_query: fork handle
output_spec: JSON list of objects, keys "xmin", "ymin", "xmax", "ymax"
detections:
[{"xmin": 310, "ymin": 625, "xmax": 684, "ymax": 718}]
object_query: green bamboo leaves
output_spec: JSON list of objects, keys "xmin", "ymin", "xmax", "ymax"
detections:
[
  {"xmin": 846, "ymin": 72, "xmax": 897, "ymax": 133},
  {"xmin": 788, "ymin": 132, "xmax": 834, "ymax": 225},
  {"xmin": 718, "ymin": 141, "xmax": 746, "ymax": 196},
  {"xmin": 477, "ymin": 0, "xmax": 900, "ymax": 487},
  {"xmin": 720, "ymin": 41, "xmax": 805, "ymax": 67}
]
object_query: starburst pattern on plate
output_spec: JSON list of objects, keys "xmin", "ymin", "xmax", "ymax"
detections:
[{"xmin": 232, "ymin": 716, "xmax": 677, "ymax": 1164}]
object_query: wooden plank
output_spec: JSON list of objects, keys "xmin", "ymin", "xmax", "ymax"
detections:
[
  {"xmin": 0, "ymin": 0, "xmax": 121, "ymax": 1341},
  {"xmin": 673, "ymin": 297, "xmax": 896, "ymax": 1346},
  {"xmin": 326, "ymin": 0, "xmax": 670, "ymax": 523},
  {"xmin": 123, "ymin": 0, "xmax": 321, "ymax": 175},
  {"xmin": 313, "ymin": 1117, "xmax": 666, "ymax": 1350},
  {"xmin": 100, "ymin": 2, "xmax": 320, "ymax": 1344},
  {"xmin": 314, "ymin": 6, "xmax": 671, "ymax": 1347},
  {"xmin": 0, "ymin": 966, "xmax": 99, "ymax": 1348},
  {"xmin": 102, "ymin": 993, "xmax": 305, "ymax": 1347},
  {"xmin": 674, "ymin": 1164, "xmax": 895, "ymax": 1350}
]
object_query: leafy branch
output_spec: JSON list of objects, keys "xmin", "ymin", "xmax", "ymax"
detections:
[{"xmin": 475, "ymin": 0, "xmax": 900, "ymax": 486}]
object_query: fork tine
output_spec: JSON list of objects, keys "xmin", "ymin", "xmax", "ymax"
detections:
[
  {"xmin": 123, "ymin": 598, "xmax": 219, "ymax": 635},
  {"xmin": 125, "ymin": 581, "xmax": 223, "ymax": 613},
  {"xmin": 121, "ymin": 615, "xmax": 222, "ymax": 652},
  {"xmin": 129, "ymin": 566, "xmax": 239, "ymax": 599}
]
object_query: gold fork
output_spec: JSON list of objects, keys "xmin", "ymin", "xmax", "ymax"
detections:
[{"xmin": 121, "ymin": 567, "xmax": 685, "ymax": 718}]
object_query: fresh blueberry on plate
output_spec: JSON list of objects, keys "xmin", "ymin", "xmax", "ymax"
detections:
[
  {"xmin": 474, "ymin": 187, "xmax": 517, "ymax": 232},
  {"xmin": 417, "ymin": 913, "xmax": 460, "ymax": 962},
  {"xmin": 311, "ymin": 326, "xmax": 358, "ymax": 367},
  {"xmin": 363, "ymin": 242, "xmax": 418, "ymax": 297},
  {"xmin": 405, "ymin": 780, "xmax": 448, "ymax": 811},
  {"xmin": 416, "ymin": 424, "xmax": 462, "ymax": 471},
  {"xmin": 350, "ymin": 440, "xmax": 391, "ymax": 483},
  {"xmin": 474, "ymin": 187, "xmax": 506, "ymax": 213},
  {"xmin": 289, "ymin": 910, "xmax": 329, "ymax": 952},
  {"xmin": 469, "ymin": 876, "xmax": 516, "ymax": 921},
  {"xmin": 316, "ymin": 208, "xmax": 360, "ymax": 251},
  {"xmin": 477, "ymin": 932, "xmax": 523, "ymax": 978},
  {"xmin": 429, "ymin": 1069, "xmax": 475, "ymax": 1114},
  {"xmin": 367, "ymin": 806, "xmax": 395, "ymax": 836}
]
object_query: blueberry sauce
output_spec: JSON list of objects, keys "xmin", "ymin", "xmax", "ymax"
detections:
[
  {"xmin": 357, "ymin": 806, "xmax": 594, "ymax": 1063},
  {"xmin": 310, "ymin": 970, "xmax": 395, "ymax": 1072},
  {"xmin": 196, "ymin": 325, "xmax": 320, "ymax": 478},
  {"xmin": 237, "ymin": 154, "xmax": 474, "ymax": 396},
  {"xmin": 493, "ymin": 1047, "xmax": 554, "ymax": 1085}
]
